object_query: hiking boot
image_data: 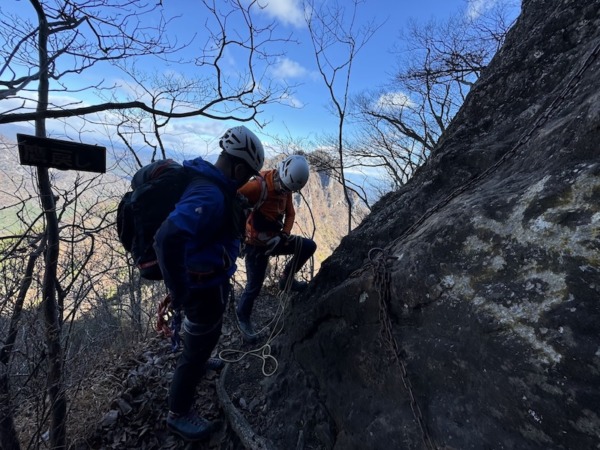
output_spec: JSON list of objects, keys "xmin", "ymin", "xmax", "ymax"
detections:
[
  {"xmin": 205, "ymin": 357, "xmax": 225, "ymax": 372},
  {"xmin": 166, "ymin": 410, "xmax": 217, "ymax": 441},
  {"xmin": 236, "ymin": 313, "xmax": 258, "ymax": 344},
  {"xmin": 279, "ymin": 277, "xmax": 308, "ymax": 293}
]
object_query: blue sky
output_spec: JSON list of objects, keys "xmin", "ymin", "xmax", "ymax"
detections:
[
  {"xmin": 220, "ymin": 0, "xmax": 518, "ymax": 148},
  {"xmin": 0, "ymin": 0, "xmax": 519, "ymax": 160},
  {"xmin": 250, "ymin": 0, "xmax": 471, "ymax": 138}
]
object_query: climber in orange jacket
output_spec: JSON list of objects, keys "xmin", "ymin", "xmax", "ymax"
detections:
[{"xmin": 236, "ymin": 154, "xmax": 317, "ymax": 343}]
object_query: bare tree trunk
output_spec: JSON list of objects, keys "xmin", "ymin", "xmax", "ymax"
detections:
[
  {"xmin": 39, "ymin": 167, "xmax": 67, "ymax": 449},
  {"xmin": 305, "ymin": 0, "xmax": 377, "ymax": 235},
  {"xmin": 32, "ymin": 1, "xmax": 67, "ymax": 447},
  {"xmin": 0, "ymin": 241, "xmax": 45, "ymax": 450},
  {"xmin": 37, "ymin": 171, "xmax": 68, "ymax": 446},
  {"xmin": 337, "ymin": 122, "xmax": 353, "ymax": 234}
]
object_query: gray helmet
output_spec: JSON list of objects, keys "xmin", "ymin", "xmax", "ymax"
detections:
[
  {"xmin": 219, "ymin": 126, "xmax": 265, "ymax": 173},
  {"xmin": 278, "ymin": 154, "xmax": 310, "ymax": 191}
]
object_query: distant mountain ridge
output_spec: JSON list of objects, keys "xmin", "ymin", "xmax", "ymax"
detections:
[{"xmin": 0, "ymin": 135, "xmax": 367, "ymax": 268}]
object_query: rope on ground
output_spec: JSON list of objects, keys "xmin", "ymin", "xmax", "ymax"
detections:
[
  {"xmin": 219, "ymin": 236, "xmax": 302, "ymax": 376},
  {"xmin": 216, "ymin": 364, "xmax": 277, "ymax": 450},
  {"xmin": 219, "ymin": 288, "xmax": 291, "ymax": 376}
]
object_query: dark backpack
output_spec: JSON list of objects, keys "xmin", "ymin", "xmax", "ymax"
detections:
[
  {"xmin": 117, "ymin": 159, "xmax": 189, "ymax": 280},
  {"xmin": 117, "ymin": 159, "xmax": 248, "ymax": 281}
]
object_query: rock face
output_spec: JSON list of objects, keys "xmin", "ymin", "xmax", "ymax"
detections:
[{"xmin": 261, "ymin": 1, "xmax": 600, "ymax": 449}]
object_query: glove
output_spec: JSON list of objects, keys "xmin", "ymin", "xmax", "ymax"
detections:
[
  {"xmin": 264, "ymin": 235, "xmax": 281, "ymax": 256},
  {"xmin": 170, "ymin": 309, "xmax": 182, "ymax": 352}
]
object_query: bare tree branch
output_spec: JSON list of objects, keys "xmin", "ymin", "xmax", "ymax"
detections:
[
  {"xmin": 305, "ymin": 0, "xmax": 380, "ymax": 233},
  {"xmin": 350, "ymin": 3, "xmax": 518, "ymax": 192}
]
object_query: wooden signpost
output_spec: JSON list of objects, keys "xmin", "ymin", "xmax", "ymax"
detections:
[{"xmin": 17, "ymin": 133, "xmax": 106, "ymax": 173}]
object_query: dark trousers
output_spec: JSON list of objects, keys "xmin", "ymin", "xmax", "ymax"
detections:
[
  {"xmin": 169, "ymin": 282, "xmax": 230, "ymax": 414},
  {"xmin": 236, "ymin": 236, "xmax": 316, "ymax": 319}
]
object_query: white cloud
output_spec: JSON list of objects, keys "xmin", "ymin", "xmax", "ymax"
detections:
[
  {"xmin": 258, "ymin": 0, "xmax": 305, "ymax": 27},
  {"xmin": 0, "ymin": 91, "xmax": 85, "ymax": 114},
  {"xmin": 467, "ymin": 0, "xmax": 498, "ymax": 20},
  {"xmin": 375, "ymin": 92, "xmax": 413, "ymax": 110},
  {"xmin": 0, "ymin": 90, "xmax": 225, "ymax": 160},
  {"xmin": 270, "ymin": 57, "xmax": 309, "ymax": 80}
]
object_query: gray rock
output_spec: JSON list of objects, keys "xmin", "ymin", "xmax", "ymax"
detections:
[
  {"xmin": 100, "ymin": 409, "xmax": 119, "ymax": 428},
  {"xmin": 262, "ymin": 1, "xmax": 600, "ymax": 449}
]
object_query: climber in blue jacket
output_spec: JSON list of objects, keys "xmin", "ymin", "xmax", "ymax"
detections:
[{"xmin": 154, "ymin": 125, "xmax": 264, "ymax": 442}]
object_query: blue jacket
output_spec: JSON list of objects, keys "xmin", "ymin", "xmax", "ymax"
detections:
[{"xmin": 154, "ymin": 157, "xmax": 240, "ymax": 305}]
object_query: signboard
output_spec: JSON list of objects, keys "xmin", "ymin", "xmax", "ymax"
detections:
[{"xmin": 17, "ymin": 133, "xmax": 106, "ymax": 173}]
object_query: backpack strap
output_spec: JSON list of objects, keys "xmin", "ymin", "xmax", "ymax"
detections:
[
  {"xmin": 253, "ymin": 175, "xmax": 268, "ymax": 211},
  {"xmin": 245, "ymin": 176, "xmax": 276, "ymax": 245}
]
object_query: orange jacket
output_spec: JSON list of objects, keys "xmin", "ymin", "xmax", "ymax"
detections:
[{"xmin": 238, "ymin": 169, "xmax": 295, "ymax": 245}]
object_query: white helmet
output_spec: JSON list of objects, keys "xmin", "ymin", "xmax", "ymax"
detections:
[
  {"xmin": 219, "ymin": 126, "xmax": 265, "ymax": 173},
  {"xmin": 278, "ymin": 155, "xmax": 310, "ymax": 192}
]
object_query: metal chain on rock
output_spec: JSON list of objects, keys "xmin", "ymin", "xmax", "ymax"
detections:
[{"xmin": 368, "ymin": 248, "xmax": 437, "ymax": 450}]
